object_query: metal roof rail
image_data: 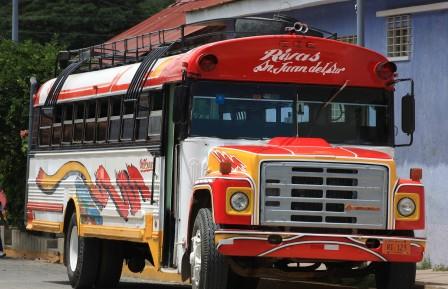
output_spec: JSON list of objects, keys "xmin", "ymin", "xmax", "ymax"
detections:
[
  {"xmin": 125, "ymin": 43, "xmax": 176, "ymax": 102},
  {"xmin": 52, "ymin": 16, "xmax": 337, "ymax": 80}
]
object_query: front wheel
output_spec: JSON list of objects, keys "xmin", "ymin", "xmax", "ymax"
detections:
[
  {"xmin": 375, "ymin": 262, "xmax": 416, "ymax": 289},
  {"xmin": 65, "ymin": 213, "xmax": 100, "ymax": 289},
  {"xmin": 190, "ymin": 208, "xmax": 229, "ymax": 289},
  {"xmin": 95, "ymin": 240, "xmax": 123, "ymax": 288}
]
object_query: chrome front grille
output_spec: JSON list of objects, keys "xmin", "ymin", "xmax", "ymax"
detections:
[{"xmin": 260, "ymin": 162, "xmax": 388, "ymax": 229}]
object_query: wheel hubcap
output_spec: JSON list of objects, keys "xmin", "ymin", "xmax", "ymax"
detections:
[
  {"xmin": 190, "ymin": 230, "xmax": 202, "ymax": 288},
  {"xmin": 69, "ymin": 225, "xmax": 79, "ymax": 272}
]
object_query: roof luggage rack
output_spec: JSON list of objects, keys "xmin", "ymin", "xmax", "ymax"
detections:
[
  {"xmin": 44, "ymin": 16, "xmax": 337, "ymax": 107},
  {"xmin": 55, "ymin": 16, "xmax": 337, "ymax": 75},
  {"xmin": 125, "ymin": 43, "xmax": 175, "ymax": 102}
]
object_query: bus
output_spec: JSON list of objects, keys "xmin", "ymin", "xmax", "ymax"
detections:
[{"xmin": 25, "ymin": 17, "xmax": 425, "ymax": 289}]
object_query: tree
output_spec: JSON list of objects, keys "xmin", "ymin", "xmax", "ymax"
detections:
[
  {"xmin": 0, "ymin": 39, "xmax": 61, "ymax": 226},
  {"xmin": 0, "ymin": 0, "xmax": 175, "ymax": 49},
  {"xmin": 0, "ymin": 0, "xmax": 175, "ymax": 227}
]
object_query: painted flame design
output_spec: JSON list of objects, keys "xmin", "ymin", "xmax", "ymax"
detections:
[{"xmin": 36, "ymin": 161, "xmax": 152, "ymax": 221}]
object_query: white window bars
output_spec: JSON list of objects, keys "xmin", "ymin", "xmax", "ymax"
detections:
[{"xmin": 387, "ymin": 14, "xmax": 412, "ymax": 60}]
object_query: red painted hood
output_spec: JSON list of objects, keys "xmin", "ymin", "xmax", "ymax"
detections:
[{"xmin": 222, "ymin": 137, "xmax": 392, "ymax": 160}]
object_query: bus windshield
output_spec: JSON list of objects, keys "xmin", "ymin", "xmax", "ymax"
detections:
[{"xmin": 190, "ymin": 81, "xmax": 393, "ymax": 146}]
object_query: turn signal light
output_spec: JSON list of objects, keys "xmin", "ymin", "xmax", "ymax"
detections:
[
  {"xmin": 199, "ymin": 54, "xmax": 218, "ymax": 72},
  {"xmin": 375, "ymin": 61, "xmax": 397, "ymax": 80},
  {"xmin": 410, "ymin": 168, "xmax": 423, "ymax": 182}
]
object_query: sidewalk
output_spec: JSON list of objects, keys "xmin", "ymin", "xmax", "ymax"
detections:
[{"xmin": 416, "ymin": 270, "xmax": 448, "ymax": 289}]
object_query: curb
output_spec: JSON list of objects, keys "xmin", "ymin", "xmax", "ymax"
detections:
[{"xmin": 4, "ymin": 247, "xmax": 62, "ymax": 264}]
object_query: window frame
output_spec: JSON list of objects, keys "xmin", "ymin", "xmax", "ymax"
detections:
[
  {"xmin": 32, "ymin": 88, "xmax": 165, "ymax": 151},
  {"xmin": 188, "ymin": 80, "xmax": 395, "ymax": 147},
  {"xmin": 386, "ymin": 14, "xmax": 412, "ymax": 61}
]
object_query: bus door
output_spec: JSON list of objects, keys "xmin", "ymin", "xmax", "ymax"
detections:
[
  {"xmin": 161, "ymin": 84, "xmax": 180, "ymax": 268},
  {"xmin": 161, "ymin": 83, "xmax": 193, "ymax": 269}
]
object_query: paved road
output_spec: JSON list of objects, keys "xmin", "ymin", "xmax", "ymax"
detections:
[
  {"xmin": 0, "ymin": 258, "xmax": 187, "ymax": 289},
  {"xmin": 0, "ymin": 257, "xmax": 363, "ymax": 289},
  {"xmin": 0, "ymin": 257, "xmax": 439, "ymax": 289}
]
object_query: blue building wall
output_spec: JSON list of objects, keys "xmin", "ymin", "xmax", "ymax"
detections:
[{"xmin": 267, "ymin": 0, "xmax": 448, "ymax": 265}]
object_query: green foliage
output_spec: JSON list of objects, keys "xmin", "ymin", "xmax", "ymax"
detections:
[
  {"xmin": 0, "ymin": 0, "xmax": 174, "ymax": 227},
  {"xmin": 418, "ymin": 257, "xmax": 432, "ymax": 270},
  {"xmin": 418, "ymin": 258, "xmax": 448, "ymax": 271},
  {"xmin": 0, "ymin": 39, "xmax": 61, "ymax": 227},
  {"xmin": 433, "ymin": 264, "xmax": 448, "ymax": 271},
  {"xmin": 0, "ymin": 0, "xmax": 175, "ymax": 49}
]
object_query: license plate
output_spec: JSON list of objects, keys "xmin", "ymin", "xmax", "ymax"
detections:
[{"xmin": 382, "ymin": 240, "xmax": 411, "ymax": 255}]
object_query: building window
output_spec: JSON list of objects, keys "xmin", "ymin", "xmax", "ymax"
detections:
[
  {"xmin": 387, "ymin": 14, "xmax": 411, "ymax": 60},
  {"xmin": 337, "ymin": 35, "xmax": 358, "ymax": 45}
]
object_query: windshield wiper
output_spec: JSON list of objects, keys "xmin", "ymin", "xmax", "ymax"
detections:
[
  {"xmin": 303, "ymin": 80, "xmax": 349, "ymax": 137},
  {"xmin": 320, "ymin": 80, "xmax": 350, "ymax": 111},
  {"xmin": 313, "ymin": 80, "xmax": 350, "ymax": 121}
]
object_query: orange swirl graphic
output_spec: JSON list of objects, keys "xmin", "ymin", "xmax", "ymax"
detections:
[{"xmin": 36, "ymin": 161, "xmax": 152, "ymax": 221}]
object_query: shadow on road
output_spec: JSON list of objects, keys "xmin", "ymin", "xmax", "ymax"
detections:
[
  {"xmin": 118, "ymin": 281, "xmax": 188, "ymax": 289},
  {"xmin": 45, "ymin": 280, "xmax": 188, "ymax": 289},
  {"xmin": 44, "ymin": 281, "xmax": 72, "ymax": 286}
]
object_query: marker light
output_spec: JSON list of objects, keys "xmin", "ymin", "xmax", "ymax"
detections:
[
  {"xmin": 230, "ymin": 192, "xmax": 249, "ymax": 212},
  {"xmin": 375, "ymin": 61, "xmax": 397, "ymax": 80},
  {"xmin": 199, "ymin": 54, "xmax": 218, "ymax": 72},
  {"xmin": 410, "ymin": 168, "xmax": 423, "ymax": 182},
  {"xmin": 397, "ymin": 197, "xmax": 416, "ymax": 217},
  {"xmin": 219, "ymin": 161, "xmax": 232, "ymax": 175}
]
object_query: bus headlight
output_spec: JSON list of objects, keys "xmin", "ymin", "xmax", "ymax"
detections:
[
  {"xmin": 397, "ymin": 197, "xmax": 416, "ymax": 217},
  {"xmin": 230, "ymin": 192, "xmax": 249, "ymax": 212}
]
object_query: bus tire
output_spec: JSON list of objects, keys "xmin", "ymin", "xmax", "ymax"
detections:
[
  {"xmin": 375, "ymin": 262, "xmax": 416, "ymax": 289},
  {"xmin": 190, "ymin": 208, "xmax": 229, "ymax": 289},
  {"xmin": 95, "ymin": 240, "xmax": 124, "ymax": 288},
  {"xmin": 65, "ymin": 213, "xmax": 100, "ymax": 289}
]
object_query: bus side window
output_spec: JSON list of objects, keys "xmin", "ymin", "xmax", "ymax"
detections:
[
  {"xmin": 96, "ymin": 98, "xmax": 108, "ymax": 143},
  {"xmin": 73, "ymin": 102, "xmax": 85, "ymax": 143},
  {"xmin": 85, "ymin": 100, "xmax": 96, "ymax": 143},
  {"xmin": 39, "ymin": 108, "xmax": 52, "ymax": 147},
  {"xmin": 52, "ymin": 105, "xmax": 62, "ymax": 146},
  {"xmin": 136, "ymin": 93, "xmax": 150, "ymax": 141},
  {"xmin": 109, "ymin": 96, "xmax": 121, "ymax": 142},
  {"xmin": 148, "ymin": 90, "xmax": 163, "ymax": 139},
  {"xmin": 121, "ymin": 100, "xmax": 135, "ymax": 141},
  {"xmin": 62, "ymin": 104, "xmax": 74, "ymax": 145}
]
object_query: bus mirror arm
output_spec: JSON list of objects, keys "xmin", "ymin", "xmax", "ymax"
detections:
[
  {"xmin": 173, "ymin": 85, "xmax": 189, "ymax": 124},
  {"xmin": 29, "ymin": 77, "xmax": 39, "ymax": 144},
  {"xmin": 393, "ymin": 78, "xmax": 415, "ymax": 147}
]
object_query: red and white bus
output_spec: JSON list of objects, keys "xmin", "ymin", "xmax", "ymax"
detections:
[{"xmin": 25, "ymin": 17, "xmax": 425, "ymax": 289}]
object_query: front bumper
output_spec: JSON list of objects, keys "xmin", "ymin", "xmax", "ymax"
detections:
[{"xmin": 215, "ymin": 230, "xmax": 425, "ymax": 263}]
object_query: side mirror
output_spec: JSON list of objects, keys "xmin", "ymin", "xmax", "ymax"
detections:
[
  {"xmin": 402, "ymin": 94, "xmax": 415, "ymax": 135},
  {"xmin": 173, "ymin": 85, "xmax": 189, "ymax": 124}
]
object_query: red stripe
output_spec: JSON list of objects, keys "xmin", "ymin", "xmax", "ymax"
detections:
[{"xmin": 27, "ymin": 202, "xmax": 63, "ymax": 213}]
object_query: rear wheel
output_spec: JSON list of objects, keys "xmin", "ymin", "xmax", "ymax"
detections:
[
  {"xmin": 95, "ymin": 240, "xmax": 124, "ymax": 288},
  {"xmin": 190, "ymin": 208, "xmax": 229, "ymax": 289},
  {"xmin": 65, "ymin": 213, "xmax": 100, "ymax": 289},
  {"xmin": 375, "ymin": 262, "xmax": 416, "ymax": 289}
]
